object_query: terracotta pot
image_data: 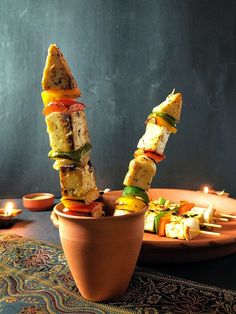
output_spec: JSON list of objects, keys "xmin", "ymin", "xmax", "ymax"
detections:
[{"xmin": 52, "ymin": 203, "xmax": 146, "ymax": 302}]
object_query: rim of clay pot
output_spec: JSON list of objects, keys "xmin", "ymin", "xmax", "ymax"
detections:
[{"xmin": 54, "ymin": 202, "xmax": 147, "ymax": 220}]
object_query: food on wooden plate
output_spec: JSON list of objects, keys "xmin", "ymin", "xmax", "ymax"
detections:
[
  {"xmin": 145, "ymin": 197, "xmax": 178, "ymax": 235},
  {"xmin": 114, "ymin": 90, "xmax": 182, "ymax": 216},
  {"xmin": 42, "ymin": 44, "xmax": 103, "ymax": 217},
  {"xmin": 145, "ymin": 196, "xmax": 222, "ymax": 240}
]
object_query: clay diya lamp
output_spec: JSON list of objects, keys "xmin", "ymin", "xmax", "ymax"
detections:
[{"xmin": 0, "ymin": 202, "xmax": 22, "ymax": 227}]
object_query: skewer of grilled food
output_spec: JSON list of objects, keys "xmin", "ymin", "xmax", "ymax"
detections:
[
  {"xmin": 145, "ymin": 197, "xmax": 222, "ymax": 239},
  {"xmin": 41, "ymin": 44, "xmax": 103, "ymax": 217},
  {"xmin": 114, "ymin": 90, "xmax": 183, "ymax": 216}
]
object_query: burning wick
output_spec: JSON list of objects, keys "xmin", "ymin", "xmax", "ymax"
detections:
[
  {"xmin": 4, "ymin": 202, "xmax": 14, "ymax": 217},
  {"xmin": 203, "ymin": 186, "xmax": 209, "ymax": 194},
  {"xmin": 0, "ymin": 202, "xmax": 22, "ymax": 222}
]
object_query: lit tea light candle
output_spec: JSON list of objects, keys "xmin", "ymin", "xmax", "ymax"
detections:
[
  {"xmin": 0, "ymin": 202, "xmax": 22, "ymax": 221},
  {"xmin": 203, "ymin": 186, "xmax": 209, "ymax": 194},
  {"xmin": 202, "ymin": 186, "xmax": 229, "ymax": 197},
  {"xmin": 4, "ymin": 202, "xmax": 14, "ymax": 216}
]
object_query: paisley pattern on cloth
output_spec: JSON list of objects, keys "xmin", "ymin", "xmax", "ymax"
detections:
[{"xmin": 0, "ymin": 234, "xmax": 235, "ymax": 314}]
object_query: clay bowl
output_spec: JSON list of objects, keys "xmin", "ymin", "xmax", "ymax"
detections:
[
  {"xmin": 23, "ymin": 193, "xmax": 54, "ymax": 211},
  {"xmin": 104, "ymin": 189, "xmax": 236, "ymax": 263},
  {"xmin": 52, "ymin": 203, "xmax": 146, "ymax": 302}
]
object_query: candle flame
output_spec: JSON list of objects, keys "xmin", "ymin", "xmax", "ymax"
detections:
[
  {"xmin": 5, "ymin": 202, "xmax": 14, "ymax": 216},
  {"xmin": 203, "ymin": 186, "xmax": 209, "ymax": 194}
]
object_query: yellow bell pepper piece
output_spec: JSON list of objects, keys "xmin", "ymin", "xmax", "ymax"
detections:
[
  {"xmin": 115, "ymin": 196, "xmax": 146, "ymax": 212},
  {"xmin": 61, "ymin": 197, "xmax": 80, "ymax": 208},
  {"xmin": 156, "ymin": 116, "xmax": 177, "ymax": 134},
  {"xmin": 41, "ymin": 88, "xmax": 81, "ymax": 106}
]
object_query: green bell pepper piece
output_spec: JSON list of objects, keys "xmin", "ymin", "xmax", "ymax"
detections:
[{"xmin": 48, "ymin": 143, "xmax": 92, "ymax": 162}]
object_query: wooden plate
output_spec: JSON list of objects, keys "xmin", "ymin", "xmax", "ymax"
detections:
[{"xmin": 103, "ymin": 189, "xmax": 236, "ymax": 263}]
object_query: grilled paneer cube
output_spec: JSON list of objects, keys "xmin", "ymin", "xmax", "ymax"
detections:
[
  {"xmin": 144, "ymin": 211, "xmax": 157, "ymax": 232},
  {"xmin": 166, "ymin": 217, "xmax": 200, "ymax": 240},
  {"xmin": 45, "ymin": 111, "xmax": 90, "ymax": 152},
  {"xmin": 123, "ymin": 155, "xmax": 156, "ymax": 191},
  {"xmin": 60, "ymin": 163, "xmax": 100, "ymax": 203},
  {"xmin": 137, "ymin": 123, "xmax": 170, "ymax": 156},
  {"xmin": 165, "ymin": 222, "xmax": 186, "ymax": 239},
  {"xmin": 42, "ymin": 44, "xmax": 79, "ymax": 91}
]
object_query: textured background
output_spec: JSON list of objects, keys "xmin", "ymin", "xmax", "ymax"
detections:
[{"xmin": 0, "ymin": 0, "xmax": 235, "ymax": 198}]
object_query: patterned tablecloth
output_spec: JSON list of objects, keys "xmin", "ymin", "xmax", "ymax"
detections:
[{"xmin": 0, "ymin": 234, "xmax": 235, "ymax": 314}]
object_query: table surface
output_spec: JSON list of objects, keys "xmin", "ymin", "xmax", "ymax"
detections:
[{"xmin": 1, "ymin": 199, "xmax": 236, "ymax": 291}]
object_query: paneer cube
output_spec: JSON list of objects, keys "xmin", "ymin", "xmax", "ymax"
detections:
[
  {"xmin": 165, "ymin": 222, "xmax": 186, "ymax": 240},
  {"xmin": 46, "ymin": 110, "xmax": 90, "ymax": 152},
  {"xmin": 144, "ymin": 211, "xmax": 157, "ymax": 232},
  {"xmin": 42, "ymin": 44, "xmax": 78, "ymax": 91},
  {"xmin": 123, "ymin": 155, "xmax": 156, "ymax": 191},
  {"xmin": 60, "ymin": 163, "xmax": 100, "ymax": 203},
  {"xmin": 137, "ymin": 123, "xmax": 170, "ymax": 155}
]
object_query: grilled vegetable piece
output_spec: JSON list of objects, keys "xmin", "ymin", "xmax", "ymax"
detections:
[
  {"xmin": 41, "ymin": 89, "xmax": 81, "ymax": 106},
  {"xmin": 137, "ymin": 123, "xmax": 170, "ymax": 156},
  {"xmin": 59, "ymin": 163, "xmax": 100, "ymax": 203},
  {"xmin": 61, "ymin": 199, "xmax": 104, "ymax": 217},
  {"xmin": 52, "ymin": 155, "xmax": 90, "ymax": 170},
  {"xmin": 148, "ymin": 112, "xmax": 177, "ymax": 128},
  {"xmin": 45, "ymin": 111, "xmax": 90, "ymax": 152},
  {"xmin": 134, "ymin": 148, "xmax": 165, "ymax": 164},
  {"xmin": 114, "ymin": 195, "xmax": 146, "ymax": 212},
  {"xmin": 48, "ymin": 143, "xmax": 92, "ymax": 163},
  {"xmin": 148, "ymin": 198, "xmax": 177, "ymax": 212},
  {"xmin": 122, "ymin": 186, "xmax": 149, "ymax": 204},
  {"xmin": 123, "ymin": 155, "xmax": 156, "ymax": 191},
  {"xmin": 158, "ymin": 214, "xmax": 171, "ymax": 236},
  {"xmin": 43, "ymin": 100, "xmax": 85, "ymax": 116},
  {"xmin": 42, "ymin": 44, "xmax": 80, "ymax": 91},
  {"xmin": 178, "ymin": 200, "xmax": 195, "ymax": 215},
  {"xmin": 152, "ymin": 91, "xmax": 182, "ymax": 121}
]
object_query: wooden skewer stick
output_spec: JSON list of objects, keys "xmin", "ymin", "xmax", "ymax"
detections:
[
  {"xmin": 199, "ymin": 230, "xmax": 221, "ymax": 236},
  {"xmin": 200, "ymin": 222, "xmax": 222, "ymax": 229},
  {"xmin": 219, "ymin": 213, "xmax": 236, "ymax": 219},
  {"xmin": 190, "ymin": 229, "xmax": 221, "ymax": 236},
  {"xmin": 214, "ymin": 217, "xmax": 228, "ymax": 222}
]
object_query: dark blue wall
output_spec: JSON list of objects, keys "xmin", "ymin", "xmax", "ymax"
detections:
[{"xmin": 0, "ymin": 0, "xmax": 235, "ymax": 198}]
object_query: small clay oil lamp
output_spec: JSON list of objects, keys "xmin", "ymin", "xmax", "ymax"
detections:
[
  {"xmin": 0, "ymin": 202, "xmax": 22, "ymax": 227},
  {"xmin": 203, "ymin": 186, "xmax": 229, "ymax": 198}
]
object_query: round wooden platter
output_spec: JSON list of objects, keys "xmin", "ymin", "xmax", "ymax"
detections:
[{"xmin": 103, "ymin": 189, "xmax": 236, "ymax": 263}]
